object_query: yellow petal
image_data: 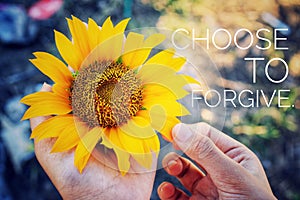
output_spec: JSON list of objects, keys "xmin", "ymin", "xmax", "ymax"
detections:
[
  {"xmin": 100, "ymin": 128, "xmax": 114, "ymax": 149},
  {"xmin": 122, "ymin": 32, "xmax": 144, "ymax": 67},
  {"xmin": 21, "ymin": 91, "xmax": 71, "ymax": 120},
  {"xmin": 54, "ymin": 30, "xmax": 82, "ymax": 71},
  {"xmin": 131, "ymin": 135, "xmax": 160, "ymax": 169},
  {"xmin": 87, "ymin": 18, "xmax": 101, "ymax": 50},
  {"xmin": 138, "ymin": 109, "xmax": 179, "ymax": 141},
  {"xmin": 143, "ymin": 83, "xmax": 188, "ymax": 100},
  {"xmin": 179, "ymin": 74, "xmax": 200, "ymax": 84},
  {"xmin": 143, "ymin": 97, "xmax": 190, "ymax": 117},
  {"xmin": 145, "ymin": 48, "xmax": 186, "ymax": 72},
  {"xmin": 52, "ymin": 82, "xmax": 71, "ymax": 98},
  {"xmin": 124, "ymin": 32, "xmax": 144, "ymax": 53},
  {"xmin": 100, "ymin": 17, "xmax": 114, "ymax": 43},
  {"xmin": 119, "ymin": 116, "xmax": 156, "ymax": 138},
  {"xmin": 69, "ymin": 16, "xmax": 90, "ymax": 57},
  {"xmin": 102, "ymin": 16, "xmax": 114, "ymax": 31},
  {"xmin": 73, "ymin": 119, "xmax": 90, "ymax": 138},
  {"xmin": 117, "ymin": 128, "xmax": 145, "ymax": 154},
  {"xmin": 108, "ymin": 127, "xmax": 124, "ymax": 150},
  {"xmin": 122, "ymin": 33, "xmax": 165, "ymax": 69},
  {"xmin": 114, "ymin": 18, "xmax": 130, "ymax": 34},
  {"xmin": 150, "ymin": 111, "xmax": 180, "ymax": 141},
  {"xmin": 20, "ymin": 91, "xmax": 69, "ymax": 106},
  {"xmin": 145, "ymin": 104, "xmax": 167, "ymax": 131},
  {"xmin": 146, "ymin": 134, "xmax": 160, "ymax": 154},
  {"xmin": 143, "ymin": 33, "xmax": 165, "ymax": 48},
  {"xmin": 138, "ymin": 64, "xmax": 189, "ymax": 98},
  {"xmin": 131, "ymin": 152, "xmax": 153, "ymax": 169},
  {"xmin": 134, "ymin": 33, "xmax": 165, "ymax": 68},
  {"xmin": 113, "ymin": 147, "xmax": 130, "ymax": 176},
  {"xmin": 31, "ymin": 115, "xmax": 73, "ymax": 140},
  {"xmin": 95, "ymin": 17, "xmax": 130, "ymax": 60},
  {"xmin": 158, "ymin": 116, "xmax": 180, "ymax": 141},
  {"xmin": 30, "ymin": 52, "xmax": 72, "ymax": 84},
  {"xmin": 74, "ymin": 144, "xmax": 90, "ymax": 173},
  {"xmin": 51, "ymin": 122, "xmax": 80, "ymax": 152},
  {"xmin": 98, "ymin": 33, "xmax": 124, "ymax": 61},
  {"xmin": 118, "ymin": 128, "xmax": 159, "ymax": 169},
  {"xmin": 22, "ymin": 101, "xmax": 72, "ymax": 120},
  {"xmin": 102, "ymin": 127, "xmax": 131, "ymax": 175},
  {"xmin": 74, "ymin": 127, "xmax": 103, "ymax": 173},
  {"xmin": 85, "ymin": 31, "xmax": 123, "ymax": 62}
]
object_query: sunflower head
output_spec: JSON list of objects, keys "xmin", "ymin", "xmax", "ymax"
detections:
[
  {"xmin": 21, "ymin": 16, "xmax": 199, "ymax": 175},
  {"xmin": 72, "ymin": 59, "xmax": 143, "ymax": 128}
]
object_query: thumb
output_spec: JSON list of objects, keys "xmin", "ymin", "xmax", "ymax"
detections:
[{"xmin": 172, "ymin": 123, "xmax": 238, "ymax": 176}]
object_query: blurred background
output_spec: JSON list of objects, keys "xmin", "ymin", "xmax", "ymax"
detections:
[{"xmin": 0, "ymin": 0, "xmax": 299, "ymax": 199}]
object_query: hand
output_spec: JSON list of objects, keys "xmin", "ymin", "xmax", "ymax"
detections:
[
  {"xmin": 31, "ymin": 83, "xmax": 156, "ymax": 200},
  {"xmin": 157, "ymin": 123, "xmax": 276, "ymax": 200}
]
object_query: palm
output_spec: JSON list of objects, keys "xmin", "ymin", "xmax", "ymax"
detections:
[{"xmin": 34, "ymin": 138, "xmax": 156, "ymax": 200}]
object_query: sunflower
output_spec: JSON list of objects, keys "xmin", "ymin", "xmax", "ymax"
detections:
[{"xmin": 21, "ymin": 16, "xmax": 197, "ymax": 175}]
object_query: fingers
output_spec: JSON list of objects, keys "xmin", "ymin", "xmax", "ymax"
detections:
[
  {"xmin": 157, "ymin": 182, "xmax": 189, "ymax": 200},
  {"xmin": 184, "ymin": 122, "xmax": 245, "ymax": 153},
  {"xmin": 30, "ymin": 83, "xmax": 52, "ymax": 130},
  {"xmin": 172, "ymin": 123, "xmax": 240, "ymax": 177},
  {"xmin": 29, "ymin": 83, "xmax": 56, "ymax": 174},
  {"xmin": 162, "ymin": 152, "xmax": 205, "ymax": 193}
]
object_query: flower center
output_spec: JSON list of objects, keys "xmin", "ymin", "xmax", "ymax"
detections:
[{"xmin": 71, "ymin": 60, "xmax": 143, "ymax": 128}]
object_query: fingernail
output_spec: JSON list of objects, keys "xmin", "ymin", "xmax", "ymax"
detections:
[
  {"xmin": 160, "ymin": 182, "xmax": 168, "ymax": 192},
  {"xmin": 159, "ymin": 182, "xmax": 174, "ymax": 195},
  {"xmin": 40, "ymin": 82, "xmax": 51, "ymax": 92},
  {"xmin": 167, "ymin": 160, "xmax": 177, "ymax": 170},
  {"xmin": 41, "ymin": 82, "xmax": 47, "ymax": 90},
  {"xmin": 172, "ymin": 123, "xmax": 193, "ymax": 143}
]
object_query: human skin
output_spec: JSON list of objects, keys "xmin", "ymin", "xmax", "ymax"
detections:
[
  {"xmin": 157, "ymin": 123, "xmax": 277, "ymax": 200},
  {"xmin": 30, "ymin": 84, "xmax": 276, "ymax": 200},
  {"xmin": 30, "ymin": 83, "xmax": 156, "ymax": 200}
]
